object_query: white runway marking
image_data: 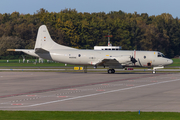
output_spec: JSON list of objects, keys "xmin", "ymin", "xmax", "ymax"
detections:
[{"xmin": 1, "ymin": 78, "xmax": 180, "ymax": 108}]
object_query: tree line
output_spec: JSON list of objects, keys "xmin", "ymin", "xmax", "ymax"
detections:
[{"xmin": 0, "ymin": 8, "xmax": 180, "ymax": 59}]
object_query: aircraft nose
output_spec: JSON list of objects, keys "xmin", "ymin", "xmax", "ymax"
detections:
[{"xmin": 167, "ymin": 59, "xmax": 173, "ymax": 65}]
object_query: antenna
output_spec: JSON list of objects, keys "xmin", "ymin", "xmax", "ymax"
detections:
[{"xmin": 105, "ymin": 31, "xmax": 113, "ymax": 46}]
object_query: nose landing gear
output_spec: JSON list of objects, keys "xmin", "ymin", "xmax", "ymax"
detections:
[
  {"xmin": 152, "ymin": 66, "xmax": 164, "ymax": 74},
  {"xmin": 152, "ymin": 69, "xmax": 156, "ymax": 74},
  {"xmin": 108, "ymin": 69, "xmax": 115, "ymax": 74}
]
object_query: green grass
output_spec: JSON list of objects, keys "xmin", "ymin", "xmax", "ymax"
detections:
[
  {"xmin": 0, "ymin": 59, "xmax": 74, "ymax": 67},
  {"xmin": 0, "ymin": 111, "xmax": 179, "ymax": 120},
  {"xmin": 0, "ymin": 58, "xmax": 180, "ymax": 67},
  {"xmin": 0, "ymin": 62, "xmax": 71, "ymax": 67},
  {"xmin": 169, "ymin": 58, "xmax": 180, "ymax": 66}
]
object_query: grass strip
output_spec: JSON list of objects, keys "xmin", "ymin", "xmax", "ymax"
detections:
[
  {"xmin": 0, "ymin": 58, "xmax": 180, "ymax": 67},
  {"xmin": 0, "ymin": 111, "xmax": 180, "ymax": 120}
]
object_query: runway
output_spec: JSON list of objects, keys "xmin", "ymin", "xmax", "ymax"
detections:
[{"xmin": 0, "ymin": 72, "xmax": 180, "ymax": 112}]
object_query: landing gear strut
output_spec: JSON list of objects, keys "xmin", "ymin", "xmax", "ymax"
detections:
[
  {"xmin": 84, "ymin": 66, "xmax": 87, "ymax": 73},
  {"xmin": 152, "ymin": 66, "xmax": 164, "ymax": 74},
  {"xmin": 108, "ymin": 69, "xmax": 115, "ymax": 74}
]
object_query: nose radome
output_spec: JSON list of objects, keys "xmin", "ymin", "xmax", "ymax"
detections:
[{"xmin": 167, "ymin": 59, "xmax": 173, "ymax": 64}]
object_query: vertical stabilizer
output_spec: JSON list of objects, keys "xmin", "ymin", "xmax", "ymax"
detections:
[{"xmin": 34, "ymin": 25, "xmax": 75, "ymax": 51}]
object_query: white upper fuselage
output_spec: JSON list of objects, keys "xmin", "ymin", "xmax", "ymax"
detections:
[{"xmin": 24, "ymin": 49, "xmax": 173, "ymax": 68}]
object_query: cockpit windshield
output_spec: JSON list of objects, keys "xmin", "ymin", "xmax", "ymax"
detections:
[{"xmin": 157, "ymin": 52, "xmax": 165, "ymax": 57}]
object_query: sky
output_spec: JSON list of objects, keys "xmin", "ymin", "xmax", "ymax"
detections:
[{"xmin": 0, "ymin": 0, "xmax": 180, "ymax": 18}]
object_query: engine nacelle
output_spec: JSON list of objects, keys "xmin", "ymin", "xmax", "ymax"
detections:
[{"xmin": 115, "ymin": 55, "xmax": 131, "ymax": 64}]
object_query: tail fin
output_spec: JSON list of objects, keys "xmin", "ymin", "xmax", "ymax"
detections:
[{"xmin": 34, "ymin": 25, "xmax": 75, "ymax": 51}]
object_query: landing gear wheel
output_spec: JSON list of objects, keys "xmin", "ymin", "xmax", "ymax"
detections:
[
  {"xmin": 111, "ymin": 69, "xmax": 115, "ymax": 73},
  {"xmin": 152, "ymin": 70, "xmax": 156, "ymax": 74},
  {"xmin": 107, "ymin": 69, "xmax": 115, "ymax": 74},
  {"xmin": 108, "ymin": 69, "xmax": 111, "ymax": 73}
]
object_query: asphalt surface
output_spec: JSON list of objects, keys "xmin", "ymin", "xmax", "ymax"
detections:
[
  {"xmin": 0, "ymin": 68, "xmax": 180, "ymax": 72},
  {"xmin": 0, "ymin": 71, "xmax": 180, "ymax": 112}
]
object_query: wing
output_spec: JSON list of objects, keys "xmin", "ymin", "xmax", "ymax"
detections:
[
  {"xmin": 92, "ymin": 55, "xmax": 134, "ymax": 68},
  {"xmin": 94, "ymin": 58, "xmax": 123, "ymax": 69}
]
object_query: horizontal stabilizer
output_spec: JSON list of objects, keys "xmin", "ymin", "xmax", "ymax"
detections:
[{"xmin": 35, "ymin": 48, "xmax": 49, "ymax": 53}]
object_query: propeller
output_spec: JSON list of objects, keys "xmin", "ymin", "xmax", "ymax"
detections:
[
  {"xmin": 131, "ymin": 56, "xmax": 137, "ymax": 64},
  {"xmin": 130, "ymin": 50, "xmax": 137, "ymax": 65}
]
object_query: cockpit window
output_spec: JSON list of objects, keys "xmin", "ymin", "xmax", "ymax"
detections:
[
  {"xmin": 158, "ymin": 53, "xmax": 161, "ymax": 57},
  {"xmin": 157, "ymin": 52, "xmax": 165, "ymax": 58},
  {"xmin": 161, "ymin": 54, "xmax": 165, "ymax": 57}
]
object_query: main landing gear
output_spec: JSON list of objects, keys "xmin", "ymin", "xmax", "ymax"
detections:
[
  {"xmin": 108, "ymin": 69, "xmax": 115, "ymax": 74},
  {"xmin": 83, "ymin": 66, "xmax": 87, "ymax": 73}
]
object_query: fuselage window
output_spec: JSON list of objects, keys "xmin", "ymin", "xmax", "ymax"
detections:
[
  {"xmin": 78, "ymin": 54, "xmax": 81, "ymax": 57},
  {"xmin": 144, "ymin": 56, "xmax": 146, "ymax": 59}
]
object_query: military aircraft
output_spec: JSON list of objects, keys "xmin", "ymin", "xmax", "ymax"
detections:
[{"xmin": 7, "ymin": 25, "xmax": 173, "ymax": 74}]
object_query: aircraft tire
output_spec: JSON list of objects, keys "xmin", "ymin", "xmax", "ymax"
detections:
[
  {"xmin": 152, "ymin": 70, "xmax": 156, "ymax": 74},
  {"xmin": 108, "ymin": 69, "xmax": 111, "ymax": 74},
  {"xmin": 108, "ymin": 69, "xmax": 115, "ymax": 74},
  {"xmin": 111, "ymin": 69, "xmax": 115, "ymax": 73}
]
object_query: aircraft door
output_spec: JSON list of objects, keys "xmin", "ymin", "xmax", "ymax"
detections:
[{"xmin": 147, "ymin": 62, "xmax": 151, "ymax": 67}]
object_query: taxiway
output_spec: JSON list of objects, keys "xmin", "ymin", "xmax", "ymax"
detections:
[{"xmin": 0, "ymin": 72, "xmax": 180, "ymax": 112}]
